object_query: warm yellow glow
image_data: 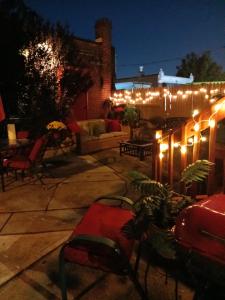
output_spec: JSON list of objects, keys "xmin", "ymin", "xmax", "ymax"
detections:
[
  {"xmin": 214, "ymin": 103, "xmax": 222, "ymax": 112},
  {"xmin": 192, "ymin": 109, "xmax": 199, "ymax": 117},
  {"xmin": 21, "ymin": 48, "xmax": 29, "ymax": 58},
  {"xmin": 194, "ymin": 91, "xmax": 199, "ymax": 95},
  {"xmin": 160, "ymin": 143, "xmax": 169, "ymax": 152},
  {"xmin": 173, "ymin": 142, "xmax": 179, "ymax": 148},
  {"xmin": 159, "ymin": 153, "xmax": 164, "ymax": 159},
  {"xmin": 209, "ymin": 119, "xmax": 215, "ymax": 128},
  {"xmin": 194, "ymin": 123, "xmax": 200, "ymax": 132},
  {"xmin": 155, "ymin": 130, "xmax": 162, "ymax": 139},
  {"xmin": 205, "ymin": 94, "xmax": 209, "ymax": 99},
  {"xmin": 201, "ymin": 136, "xmax": 207, "ymax": 142},
  {"xmin": 188, "ymin": 137, "xmax": 194, "ymax": 144},
  {"xmin": 180, "ymin": 145, "xmax": 187, "ymax": 154},
  {"xmin": 194, "ymin": 136, "xmax": 198, "ymax": 143}
]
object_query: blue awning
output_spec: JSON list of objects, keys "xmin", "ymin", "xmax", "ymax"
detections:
[{"xmin": 115, "ymin": 82, "xmax": 151, "ymax": 90}]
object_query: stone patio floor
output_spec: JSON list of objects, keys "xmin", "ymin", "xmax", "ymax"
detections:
[{"xmin": 0, "ymin": 148, "xmax": 195, "ymax": 300}]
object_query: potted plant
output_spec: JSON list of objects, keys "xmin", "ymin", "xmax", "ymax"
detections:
[
  {"xmin": 123, "ymin": 105, "xmax": 140, "ymax": 142},
  {"xmin": 122, "ymin": 160, "xmax": 214, "ymax": 258}
]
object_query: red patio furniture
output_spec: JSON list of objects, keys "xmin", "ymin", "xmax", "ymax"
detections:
[
  {"xmin": 16, "ymin": 130, "xmax": 30, "ymax": 139},
  {"xmin": 3, "ymin": 135, "xmax": 48, "ymax": 184},
  {"xmin": 59, "ymin": 195, "xmax": 146, "ymax": 300}
]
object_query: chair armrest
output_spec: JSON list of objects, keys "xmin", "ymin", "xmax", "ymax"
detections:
[
  {"xmin": 65, "ymin": 234, "xmax": 121, "ymax": 253},
  {"xmin": 62, "ymin": 235, "xmax": 127, "ymax": 263},
  {"xmin": 94, "ymin": 195, "xmax": 134, "ymax": 207}
]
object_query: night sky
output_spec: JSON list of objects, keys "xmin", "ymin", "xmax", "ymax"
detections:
[{"xmin": 24, "ymin": 0, "xmax": 225, "ymax": 78}]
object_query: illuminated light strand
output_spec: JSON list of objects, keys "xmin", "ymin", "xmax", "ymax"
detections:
[
  {"xmin": 111, "ymin": 86, "xmax": 225, "ymax": 107},
  {"xmin": 158, "ymin": 98, "xmax": 225, "ymax": 158}
]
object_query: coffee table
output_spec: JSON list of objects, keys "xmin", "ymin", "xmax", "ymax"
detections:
[{"xmin": 119, "ymin": 141, "xmax": 152, "ymax": 161}]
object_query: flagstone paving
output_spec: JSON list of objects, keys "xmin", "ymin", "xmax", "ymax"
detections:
[{"xmin": 0, "ymin": 149, "xmax": 195, "ymax": 299}]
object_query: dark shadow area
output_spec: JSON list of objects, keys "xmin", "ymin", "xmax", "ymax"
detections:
[{"xmin": 44, "ymin": 155, "xmax": 103, "ymax": 178}]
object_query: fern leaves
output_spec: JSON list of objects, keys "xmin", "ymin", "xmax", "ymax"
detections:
[
  {"xmin": 129, "ymin": 170, "xmax": 168, "ymax": 198},
  {"xmin": 181, "ymin": 160, "xmax": 214, "ymax": 185}
]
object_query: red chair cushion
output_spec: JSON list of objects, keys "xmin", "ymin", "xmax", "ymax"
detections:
[
  {"xmin": 17, "ymin": 131, "xmax": 29, "ymax": 139},
  {"xmin": 107, "ymin": 120, "xmax": 121, "ymax": 132},
  {"xmin": 28, "ymin": 136, "xmax": 45, "ymax": 162},
  {"xmin": 3, "ymin": 157, "xmax": 31, "ymax": 169},
  {"xmin": 64, "ymin": 203, "xmax": 134, "ymax": 270}
]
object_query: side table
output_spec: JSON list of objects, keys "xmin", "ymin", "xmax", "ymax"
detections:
[{"xmin": 120, "ymin": 141, "xmax": 152, "ymax": 161}]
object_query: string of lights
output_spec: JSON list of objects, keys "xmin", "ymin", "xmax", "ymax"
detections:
[
  {"xmin": 155, "ymin": 97, "xmax": 225, "ymax": 158},
  {"xmin": 111, "ymin": 85, "xmax": 225, "ymax": 106}
]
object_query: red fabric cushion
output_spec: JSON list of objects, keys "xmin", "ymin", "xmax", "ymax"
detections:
[
  {"xmin": 3, "ymin": 157, "xmax": 31, "ymax": 169},
  {"xmin": 67, "ymin": 121, "xmax": 81, "ymax": 133},
  {"xmin": 17, "ymin": 131, "xmax": 29, "ymax": 139},
  {"xmin": 64, "ymin": 203, "xmax": 134, "ymax": 270},
  {"xmin": 107, "ymin": 120, "xmax": 121, "ymax": 132},
  {"xmin": 28, "ymin": 136, "xmax": 45, "ymax": 162}
]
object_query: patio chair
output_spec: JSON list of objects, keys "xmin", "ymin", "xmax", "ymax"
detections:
[
  {"xmin": 3, "ymin": 135, "xmax": 48, "ymax": 184},
  {"xmin": 59, "ymin": 195, "xmax": 147, "ymax": 300}
]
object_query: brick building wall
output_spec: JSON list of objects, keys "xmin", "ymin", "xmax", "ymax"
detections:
[{"xmin": 71, "ymin": 18, "xmax": 113, "ymax": 120}]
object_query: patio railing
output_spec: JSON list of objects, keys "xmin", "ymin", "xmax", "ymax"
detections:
[{"xmin": 151, "ymin": 95, "xmax": 225, "ymax": 195}]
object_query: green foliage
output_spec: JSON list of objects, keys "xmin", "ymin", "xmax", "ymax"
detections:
[
  {"xmin": 123, "ymin": 160, "xmax": 213, "ymax": 257},
  {"xmin": 0, "ymin": 0, "xmax": 92, "ymax": 134},
  {"xmin": 123, "ymin": 106, "xmax": 140, "ymax": 140},
  {"xmin": 129, "ymin": 160, "xmax": 213, "ymax": 229},
  {"xmin": 176, "ymin": 51, "xmax": 225, "ymax": 81},
  {"xmin": 181, "ymin": 160, "xmax": 214, "ymax": 186}
]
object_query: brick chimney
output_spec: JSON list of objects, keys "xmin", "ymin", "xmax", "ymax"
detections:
[{"xmin": 95, "ymin": 18, "xmax": 113, "ymax": 101}]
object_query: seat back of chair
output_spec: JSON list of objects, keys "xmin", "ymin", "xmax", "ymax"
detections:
[
  {"xmin": 17, "ymin": 130, "xmax": 29, "ymax": 139},
  {"xmin": 65, "ymin": 234, "xmax": 130, "ymax": 274},
  {"xmin": 28, "ymin": 136, "xmax": 47, "ymax": 163}
]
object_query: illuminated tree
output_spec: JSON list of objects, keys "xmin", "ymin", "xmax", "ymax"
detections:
[
  {"xmin": 0, "ymin": 0, "xmax": 92, "ymax": 134},
  {"xmin": 176, "ymin": 51, "xmax": 225, "ymax": 82}
]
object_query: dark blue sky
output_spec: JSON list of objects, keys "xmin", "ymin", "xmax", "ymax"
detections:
[{"xmin": 25, "ymin": 0, "xmax": 225, "ymax": 78}]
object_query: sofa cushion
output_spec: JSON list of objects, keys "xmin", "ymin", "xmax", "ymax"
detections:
[
  {"xmin": 78, "ymin": 119, "xmax": 106, "ymax": 137},
  {"xmin": 91, "ymin": 121, "xmax": 106, "ymax": 137},
  {"xmin": 98, "ymin": 132, "xmax": 117, "ymax": 139},
  {"xmin": 107, "ymin": 120, "xmax": 121, "ymax": 132}
]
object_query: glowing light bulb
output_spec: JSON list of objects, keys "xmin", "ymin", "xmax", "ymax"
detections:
[
  {"xmin": 208, "ymin": 119, "xmax": 215, "ymax": 128},
  {"xmin": 192, "ymin": 109, "xmax": 199, "ymax": 117},
  {"xmin": 194, "ymin": 136, "xmax": 198, "ymax": 143},
  {"xmin": 188, "ymin": 137, "xmax": 194, "ymax": 144},
  {"xmin": 160, "ymin": 143, "xmax": 169, "ymax": 152},
  {"xmin": 155, "ymin": 130, "xmax": 162, "ymax": 139},
  {"xmin": 181, "ymin": 145, "xmax": 187, "ymax": 154},
  {"xmin": 201, "ymin": 136, "xmax": 207, "ymax": 142},
  {"xmin": 194, "ymin": 123, "xmax": 200, "ymax": 132},
  {"xmin": 214, "ymin": 103, "xmax": 222, "ymax": 112},
  {"xmin": 159, "ymin": 153, "xmax": 164, "ymax": 159},
  {"xmin": 173, "ymin": 142, "xmax": 179, "ymax": 148}
]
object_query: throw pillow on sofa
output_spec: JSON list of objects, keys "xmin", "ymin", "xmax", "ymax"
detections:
[
  {"xmin": 107, "ymin": 120, "xmax": 121, "ymax": 132},
  {"xmin": 89, "ymin": 121, "xmax": 106, "ymax": 137}
]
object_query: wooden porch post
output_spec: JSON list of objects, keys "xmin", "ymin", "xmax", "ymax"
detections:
[
  {"xmin": 207, "ymin": 119, "xmax": 217, "ymax": 195},
  {"xmin": 152, "ymin": 140, "xmax": 159, "ymax": 180},
  {"xmin": 168, "ymin": 131, "xmax": 174, "ymax": 187}
]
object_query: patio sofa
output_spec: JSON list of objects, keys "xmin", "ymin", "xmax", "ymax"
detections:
[{"xmin": 76, "ymin": 119, "xmax": 129, "ymax": 154}]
